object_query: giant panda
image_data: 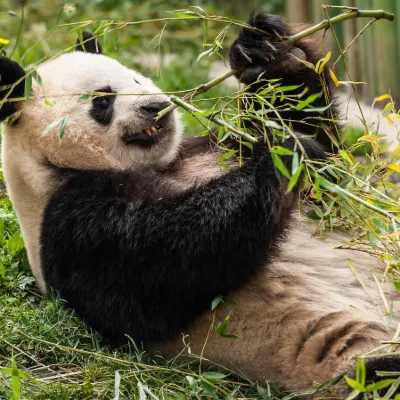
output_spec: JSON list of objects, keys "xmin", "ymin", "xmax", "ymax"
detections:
[{"xmin": 1, "ymin": 12, "xmax": 400, "ymax": 396}]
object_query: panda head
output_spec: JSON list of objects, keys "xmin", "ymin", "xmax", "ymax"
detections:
[{"xmin": 0, "ymin": 32, "xmax": 182, "ymax": 171}]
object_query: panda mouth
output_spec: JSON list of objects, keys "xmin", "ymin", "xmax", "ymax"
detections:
[{"xmin": 121, "ymin": 126, "xmax": 164, "ymax": 146}]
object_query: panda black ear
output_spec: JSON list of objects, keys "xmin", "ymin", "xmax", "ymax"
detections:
[
  {"xmin": 75, "ymin": 31, "xmax": 103, "ymax": 54},
  {"xmin": 0, "ymin": 56, "xmax": 26, "ymax": 124}
]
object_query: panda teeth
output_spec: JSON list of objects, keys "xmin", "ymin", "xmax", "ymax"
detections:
[{"xmin": 143, "ymin": 126, "xmax": 162, "ymax": 136}]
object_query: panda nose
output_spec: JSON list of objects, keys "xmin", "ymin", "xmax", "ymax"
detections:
[{"xmin": 141, "ymin": 101, "xmax": 172, "ymax": 115}]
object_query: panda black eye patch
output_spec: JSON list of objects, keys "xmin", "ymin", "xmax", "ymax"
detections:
[{"xmin": 90, "ymin": 87, "xmax": 116, "ymax": 125}]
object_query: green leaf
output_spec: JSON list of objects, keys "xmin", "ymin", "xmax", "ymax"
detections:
[
  {"xmin": 372, "ymin": 218, "xmax": 387, "ymax": 233},
  {"xmin": 217, "ymin": 126, "xmax": 225, "ymax": 140},
  {"xmin": 271, "ymin": 146, "xmax": 294, "ymax": 156},
  {"xmin": 367, "ymin": 231, "xmax": 378, "ymax": 250},
  {"xmin": 286, "ymin": 165, "xmax": 303, "ymax": 193},
  {"xmin": 43, "ymin": 117, "xmax": 64, "ymax": 136},
  {"xmin": 302, "ymin": 104, "xmax": 332, "ymax": 113},
  {"xmin": 277, "ymin": 84, "xmax": 303, "ymax": 92},
  {"xmin": 44, "ymin": 98, "xmax": 53, "ymax": 106},
  {"xmin": 271, "ymin": 153, "xmax": 290, "ymax": 179},
  {"xmin": 59, "ymin": 116, "xmax": 69, "ymax": 143},
  {"xmin": 199, "ymin": 381, "xmax": 218, "ymax": 400},
  {"xmin": 295, "ymin": 92, "xmax": 322, "ymax": 111},
  {"xmin": 24, "ymin": 73, "xmax": 32, "ymax": 103},
  {"xmin": 186, "ymin": 376, "xmax": 198, "ymax": 392},
  {"xmin": 201, "ymin": 372, "xmax": 226, "ymax": 380},
  {"xmin": 356, "ymin": 359, "xmax": 366, "ymax": 386},
  {"xmin": 339, "ymin": 150, "xmax": 354, "ymax": 165},
  {"xmin": 382, "ymin": 102, "xmax": 394, "ymax": 117},
  {"xmin": 78, "ymin": 94, "xmax": 92, "ymax": 102},
  {"xmin": 264, "ymin": 120, "xmax": 282, "ymax": 130},
  {"xmin": 11, "ymin": 354, "xmax": 21, "ymax": 400},
  {"xmin": 195, "ymin": 47, "xmax": 214, "ymax": 64},
  {"xmin": 365, "ymin": 379, "xmax": 396, "ymax": 392},
  {"xmin": 203, "ymin": 20, "xmax": 208, "ymax": 44},
  {"xmin": 291, "ymin": 152, "xmax": 299, "ymax": 175},
  {"xmin": 316, "ymin": 51, "xmax": 331, "ymax": 74},
  {"xmin": 0, "ymin": 261, "xmax": 5, "ymax": 279},
  {"xmin": 345, "ymin": 376, "xmax": 365, "ymax": 392},
  {"xmin": 215, "ymin": 314, "xmax": 239, "ymax": 338},
  {"xmin": 31, "ymin": 70, "xmax": 42, "ymax": 85},
  {"xmin": 0, "ymin": 219, "xmax": 4, "ymax": 243},
  {"xmin": 394, "ymin": 281, "xmax": 400, "ymax": 293},
  {"xmin": 219, "ymin": 150, "xmax": 236, "ymax": 162},
  {"xmin": 7, "ymin": 231, "xmax": 24, "ymax": 255},
  {"xmin": 211, "ymin": 295, "xmax": 223, "ymax": 311}
]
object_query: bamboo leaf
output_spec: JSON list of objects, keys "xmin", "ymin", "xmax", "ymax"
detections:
[
  {"xmin": 376, "ymin": 94, "xmax": 391, "ymax": 102},
  {"xmin": 271, "ymin": 153, "xmax": 290, "ymax": 179},
  {"xmin": 286, "ymin": 164, "xmax": 303, "ymax": 193},
  {"xmin": 271, "ymin": 146, "xmax": 294, "ymax": 156},
  {"xmin": 388, "ymin": 164, "xmax": 400, "ymax": 173},
  {"xmin": 365, "ymin": 379, "xmax": 396, "ymax": 392},
  {"xmin": 382, "ymin": 102, "xmax": 394, "ymax": 117},
  {"xmin": 345, "ymin": 376, "xmax": 364, "ymax": 392},
  {"xmin": 211, "ymin": 295, "xmax": 223, "ymax": 311},
  {"xmin": 355, "ymin": 359, "xmax": 366, "ymax": 386},
  {"xmin": 339, "ymin": 150, "xmax": 354, "ymax": 165},
  {"xmin": 203, "ymin": 20, "xmax": 208, "ymax": 44},
  {"xmin": 295, "ymin": 92, "xmax": 322, "ymax": 111},
  {"xmin": 201, "ymin": 372, "xmax": 226, "ymax": 381},
  {"xmin": 329, "ymin": 68, "xmax": 339, "ymax": 87},
  {"xmin": 59, "ymin": 116, "xmax": 69, "ymax": 143},
  {"xmin": 43, "ymin": 117, "xmax": 64, "ymax": 136},
  {"xmin": 316, "ymin": 51, "xmax": 331, "ymax": 74}
]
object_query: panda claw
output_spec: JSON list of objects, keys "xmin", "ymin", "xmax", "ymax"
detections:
[
  {"xmin": 264, "ymin": 40, "xmax": 277, "ymax": 52},
  {"xmin": 272, "ymin": 29, "xmax": 283, "ymax": 41},
  {"xmin": 237, "ymin": 43, "xmax": 252, "ymax": 63}
]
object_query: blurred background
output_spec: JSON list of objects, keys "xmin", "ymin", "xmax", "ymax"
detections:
[{"xmin": 0, "ymin": 0, "xmax": 399, "ymax": 141}]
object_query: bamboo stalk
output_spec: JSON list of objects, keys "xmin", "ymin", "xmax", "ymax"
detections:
[
  {"xmin": 156, "ymin": 8, "xmax": 395, "ymax": 124},
  {"xmin": 169, "ymin": 95, "xmax": 257, "ymax": 143}
]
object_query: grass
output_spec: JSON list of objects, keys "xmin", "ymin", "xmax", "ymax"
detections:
[{"xmin": 0, "ymin": 1, "xmax": 400, "ymax": 399}]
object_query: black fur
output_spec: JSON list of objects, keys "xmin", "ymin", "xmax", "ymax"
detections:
[
  {"xmin": 75, "ymin": 31, "xmax": 103, "ymax": 54},
  {"xmin": 40, "ymin": 137, "xmax": 323, "ymax": 344},
  {"xmin": 0, "ymin": 56, "xmax": 25, "ymax": 123},
  {"xmin": 90, "ymin": 86, "xmax": 115, "ymax": 125},
  {"xmin": 229, "ymin": 13, "xmax": 340, "ymax": 151}
]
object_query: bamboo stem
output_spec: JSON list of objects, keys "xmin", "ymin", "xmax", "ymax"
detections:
[
  {"xmin": 170, "ymin": 95, "xmax": 257, "ymax": 143},
  {"xmin": 156, "ymin": 69, "xmax": 240, "ymax": 120},
  {"xmin": 157, "ymin": 8, "xmax": 395, "ymax": 126},
  {"xmin": 286, "ymin": 9, "xmax": 394, "ymax": 45}
]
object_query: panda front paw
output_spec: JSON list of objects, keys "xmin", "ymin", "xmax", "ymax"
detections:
[{"xmin": 229, "ymin": 13, "xmax": 291, "ymax": 82}]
